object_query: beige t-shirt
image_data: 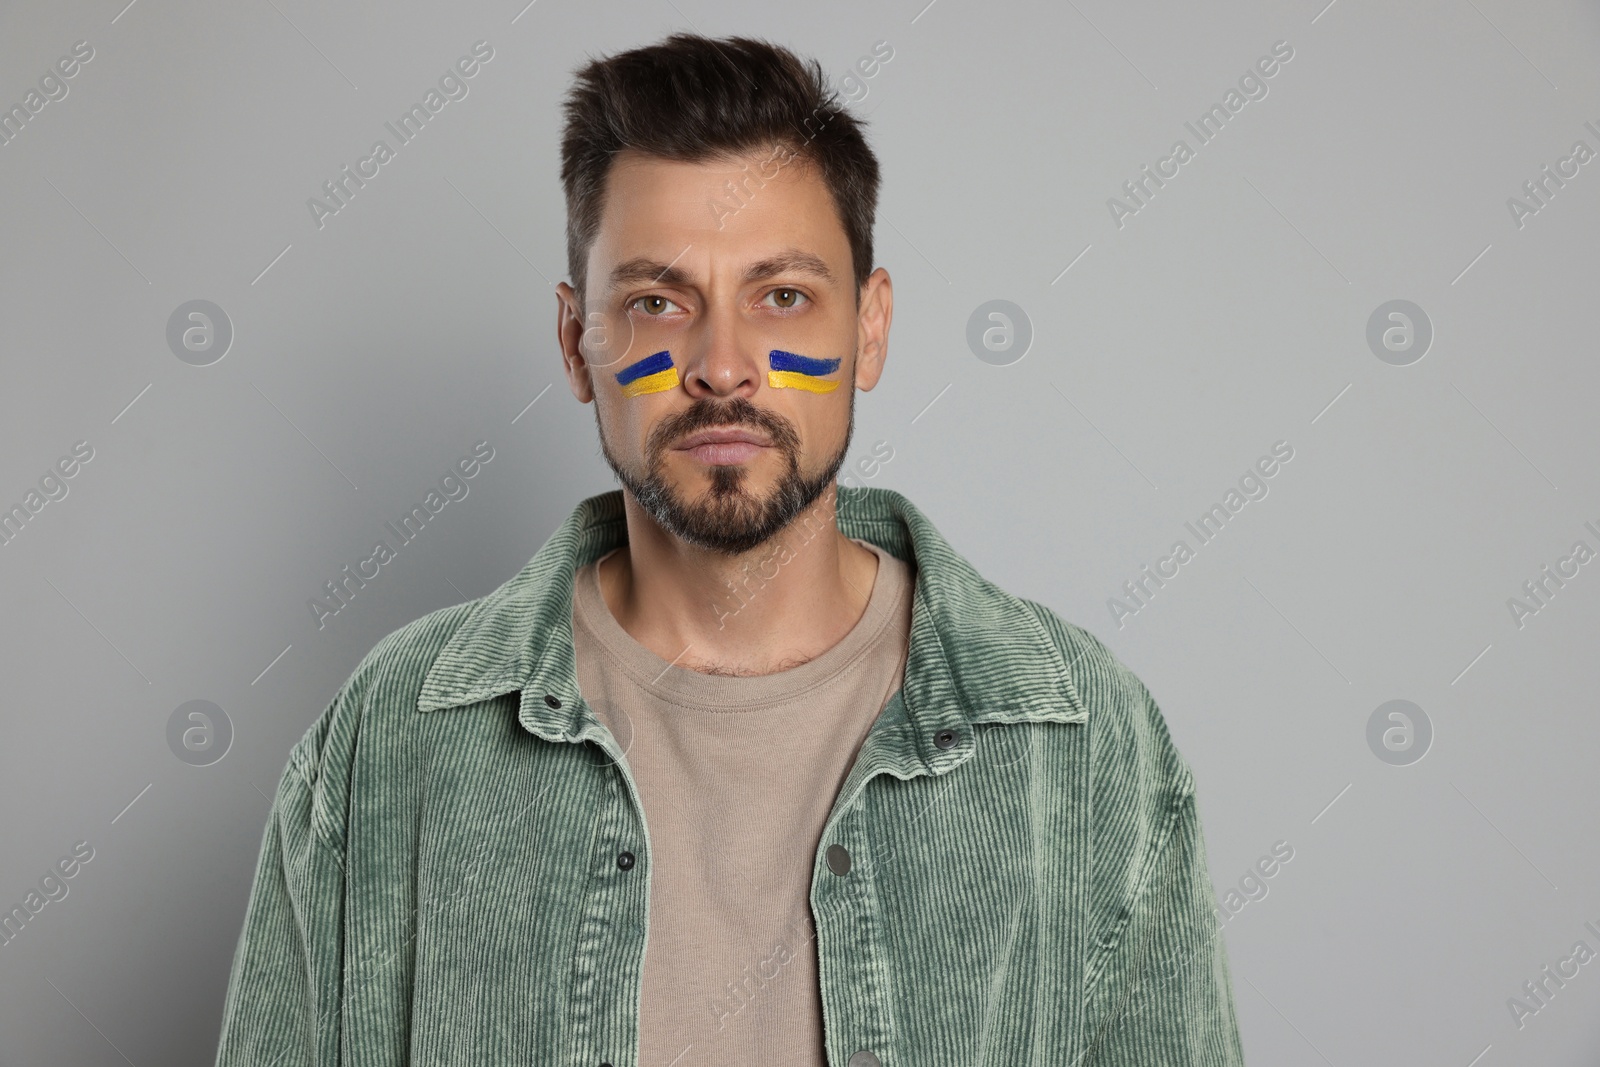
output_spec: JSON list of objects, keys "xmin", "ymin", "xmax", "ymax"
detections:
[{"xmin": 571, "ymin": 538, "xmax": 914, "ymax": 1067}]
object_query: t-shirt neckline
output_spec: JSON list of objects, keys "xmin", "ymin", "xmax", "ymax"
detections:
[{"xmin": 572, "ymin": 538, "xmax": 908, "ymax": 711}]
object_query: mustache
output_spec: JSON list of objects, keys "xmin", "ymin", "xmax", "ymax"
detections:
[{"xmin": 650, "ymin": 396, "xmax": 801, "ymax": 455}]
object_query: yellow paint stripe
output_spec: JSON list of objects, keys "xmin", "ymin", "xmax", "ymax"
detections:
[
  {"xmin": 768, "ymin": 370, "xmax": 840, "ymax": 393},
  {"xmin": 619, "ymin": 367, "xmax": 680, "ymax": 398}
]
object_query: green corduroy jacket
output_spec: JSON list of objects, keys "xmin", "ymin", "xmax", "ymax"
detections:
[{"xmin": 214, "ymin": 485, "xmax": 1247, "ymax": 1067}]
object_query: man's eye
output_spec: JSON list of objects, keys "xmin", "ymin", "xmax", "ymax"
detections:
[
  {"xmin": 631, "ymin": 295, "xmax": 681, "ymax": 316},
  {"xmin": 765, "ymin": 288, "xmax": 808, "ymax": 310}
]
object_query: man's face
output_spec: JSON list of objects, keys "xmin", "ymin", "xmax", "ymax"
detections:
[{"xmin": 556, "ymin": 147, "xmax": 891, "ymax": 556}]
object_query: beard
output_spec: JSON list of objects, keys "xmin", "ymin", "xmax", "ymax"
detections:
[{"xmin": 597, "ymin": 388, "xmax": 854, "ymax": 556}]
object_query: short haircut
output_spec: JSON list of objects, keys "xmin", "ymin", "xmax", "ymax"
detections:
[{"xmin": 559, "ymin": 32, "xmax": 881, "ymax": 312}]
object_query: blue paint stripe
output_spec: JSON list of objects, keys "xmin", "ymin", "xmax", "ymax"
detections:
[
  {"xmin": 769, "ymin": 350, "xmax": 840, "ymax": 376},
  {"xmin": 615, "ymin": 350, "xmax": 673, "ymax": 385}
]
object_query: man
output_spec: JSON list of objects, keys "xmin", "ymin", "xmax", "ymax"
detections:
[{"xmin": 215, "ymin": 32, "xmax": 1246, "ymax": 1067}]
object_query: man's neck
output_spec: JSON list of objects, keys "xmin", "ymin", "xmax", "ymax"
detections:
[{"xmin": 595, "ymin": 487, "xmax": 882, "ymax": 677}]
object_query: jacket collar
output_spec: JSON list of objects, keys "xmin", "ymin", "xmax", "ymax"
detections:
[{"xmin": 417, "ymin": 486, "xmax": 1087, "ymax": 769}]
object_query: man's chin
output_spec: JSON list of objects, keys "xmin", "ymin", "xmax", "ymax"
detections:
[
  {"xmin": 648, "ymin": 483, "xmax": 795, "ymax": 555},
  {"xmin": 625, "ymin": 461, "xmax": 834, "ymax": 556},
  {"xmin": 600, "ymin": 420, "xmax": 849, "ymax": 555}
]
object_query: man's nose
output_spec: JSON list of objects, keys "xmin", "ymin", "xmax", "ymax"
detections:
[{"xmin": 679, "ymin": 312, "xmax": 762, "ymax": 399}]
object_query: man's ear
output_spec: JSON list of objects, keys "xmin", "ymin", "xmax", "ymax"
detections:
[
  {"xmin": 556, "ymin": 281, "xmax": 594, "ymax": 403},
  {"xmin": 853, "ymin": 267, "xmax": 893, "ymax": 391}
]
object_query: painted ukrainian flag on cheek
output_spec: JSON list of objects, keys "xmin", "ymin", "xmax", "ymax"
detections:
[
  {"xmin": 615, "ymin": 350, "xmax": 680, "ymax": 398},
  {"xmin": 767, "ymin": 349, "xmax": 841, "ymax": 393}
]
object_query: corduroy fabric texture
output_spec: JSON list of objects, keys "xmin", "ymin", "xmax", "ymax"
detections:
[{"xmin": 213, "ymin": 485, "xmax": 1246, "ymax": 1067}]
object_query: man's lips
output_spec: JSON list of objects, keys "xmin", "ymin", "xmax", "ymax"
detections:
[{"xmin": 672, "ymin": 426, "xmax": 773, "ymax": 465}]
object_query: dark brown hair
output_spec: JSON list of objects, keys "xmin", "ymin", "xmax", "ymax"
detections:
[{"xmin": 560, "ymin": 33, "xmax": 881, "ymax": 312}]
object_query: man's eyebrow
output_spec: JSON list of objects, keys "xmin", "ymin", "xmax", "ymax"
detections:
[
  {"xmin": 741, "ymin": 249, "xmax": 834, "ymax": 285},
  {"xmin": 604, "ymin": 248, "xmax": 835, "ymax": 295},
  {"xmin": 606, "ymin": 257, "xmax": 693, "ymax": 294}
]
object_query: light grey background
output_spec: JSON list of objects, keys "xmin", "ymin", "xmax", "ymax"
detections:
[{"xmin": 2, "ymin": 0, "xmax": 1597, "ymax": 1063}]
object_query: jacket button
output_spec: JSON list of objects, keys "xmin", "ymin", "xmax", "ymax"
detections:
[
  {"xmin": 847, "ymin": 1052, "xmax": 881, "ymax": 1067},
  {"xmin": 617, "ymin": 851, "xmax": 635, "ymax": 871},
  {"xmin": 934, "ymin": 728, "xmax": 957, "ymax": 749},
  {"xmin": 825, "ymin": 843, "xmax": 852, "ymax": 876},
  {"xmin": 544, "ymin": 694, "xmax": 562, "ymax": 709}
]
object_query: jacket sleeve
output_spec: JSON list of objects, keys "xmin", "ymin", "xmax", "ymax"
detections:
[
  {"xmin": 1024, "ymin": 604, "xmax": 1247, "ymax": 1064},
  {"xmin": 213, "ymin": 714, "xmax": 348, "ymax": 1067},
  {"xmin": 1081, "ymin": 785, "xmax": 1247, "ymax": 1066}
]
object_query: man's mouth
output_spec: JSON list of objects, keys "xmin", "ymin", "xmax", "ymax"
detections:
[{"xmin": 672, "ymin": 426, "xmax": 773, "ymax": 465}]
